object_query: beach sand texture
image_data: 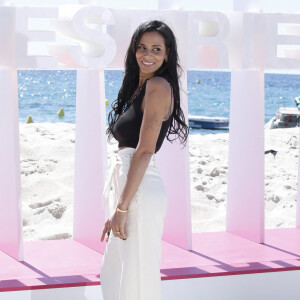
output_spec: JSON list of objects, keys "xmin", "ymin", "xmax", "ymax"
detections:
[{"xmin": 19, "ymin": 123, "xmax": 299, "ymax": 241}]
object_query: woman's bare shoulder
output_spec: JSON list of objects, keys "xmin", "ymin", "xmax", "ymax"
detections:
[{"xmin": 145, "ymin": 76, "xmax": 171, "ymax": 96}]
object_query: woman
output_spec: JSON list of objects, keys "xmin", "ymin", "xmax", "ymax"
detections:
[{"xmin": 100, "ymin": 20, "xmax": 189, "ymax": 300}]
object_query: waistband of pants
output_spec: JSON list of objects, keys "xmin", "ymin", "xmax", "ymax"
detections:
[
  {"xmin": 117, "ymin": 147, "xmax": 156, "ymax": 167},
  {"xmin": 102, "ymin": 147, "xmax": 156, "ymax": 209}
]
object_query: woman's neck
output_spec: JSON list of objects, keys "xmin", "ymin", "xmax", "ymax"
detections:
[{"xmin": 138, "ymin": 75, "xmax": 154, "ymax": 87}]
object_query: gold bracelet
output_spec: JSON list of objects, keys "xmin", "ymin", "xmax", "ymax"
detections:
[{"xmin": 116, "ymin": 206, "xmax": 128, "ymax": 213}]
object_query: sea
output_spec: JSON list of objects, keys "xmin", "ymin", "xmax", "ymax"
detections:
[{"xmin": 17, "ymin": 70, "xmax": 300, "ymax": 135}]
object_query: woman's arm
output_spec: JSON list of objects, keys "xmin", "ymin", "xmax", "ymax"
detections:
[{"xmin": 106, "ymin": 77, "xmax": 172, "ymax": 240}]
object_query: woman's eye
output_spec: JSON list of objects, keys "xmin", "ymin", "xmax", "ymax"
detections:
[{"xmin": 137, "ymin": 46, "xmax": 160, "ymax": 52}]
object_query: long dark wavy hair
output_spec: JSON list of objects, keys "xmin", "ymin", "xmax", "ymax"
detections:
[{"xmin": 107, "ymin": 19, "xmax": 189, "ymax": 145}]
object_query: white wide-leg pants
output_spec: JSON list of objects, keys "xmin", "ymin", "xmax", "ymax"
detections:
[{"xmin": 100, "ymin": 148, "xmax": 168, "ymax": 300}]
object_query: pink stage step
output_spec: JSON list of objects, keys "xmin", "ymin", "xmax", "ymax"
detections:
[{"xmin": 1, "ymin": 228, "xmax": 300, "ymax": 292}]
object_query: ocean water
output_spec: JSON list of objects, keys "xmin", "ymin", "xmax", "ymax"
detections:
[{"xmin": 17, "ymin": 70, "xmax": 300, "ymax": 134}]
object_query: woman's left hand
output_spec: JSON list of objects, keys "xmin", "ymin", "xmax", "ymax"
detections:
[{"xmin": 110, "ymin": 209, "xmax": 128, "ymax": 240}]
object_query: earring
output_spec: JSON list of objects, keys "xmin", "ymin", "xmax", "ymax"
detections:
[{"xmin": 165, "ymin": 58, "xmax": 168, "ymax": 63}]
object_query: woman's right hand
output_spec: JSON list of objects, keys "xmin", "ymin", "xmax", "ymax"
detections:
[{"xmin": 101, "ymin": 217, "xmax": 112, "ymax": 243}]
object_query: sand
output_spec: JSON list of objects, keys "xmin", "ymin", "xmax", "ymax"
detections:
[{"xmin": 19, "ymin": 123, "xmax": 299, "ymax": 241}]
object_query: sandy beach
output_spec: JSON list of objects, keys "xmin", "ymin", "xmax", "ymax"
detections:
[{"xmin": 19, "ymin": 123, "xmax": 299, "ymax": 241}]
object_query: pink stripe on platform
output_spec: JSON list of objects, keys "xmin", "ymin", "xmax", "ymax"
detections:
[
  {"xmin": 0, "ymin": 239, "xmax": 101, "ymax": 292},
  {"xmin": 160, "ymin": 228, "xmax": 300, "ymax": 280},
  {"xmin": 1, "ymin": 228, "xmax": 300, "ymax": 293}
]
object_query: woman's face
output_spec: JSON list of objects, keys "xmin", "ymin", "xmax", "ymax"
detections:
[{"xmin": 135, "ymin": 31, "xmax": 168, "ymax": 80}]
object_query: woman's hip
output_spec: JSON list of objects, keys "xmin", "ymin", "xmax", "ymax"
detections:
[
  {"xmin": 105, "ymin": 147, "xmax": 167, "ymax": 216},
  {"xmin": 118, "ymin": 165, "xmax": 167, "ymax": 213}
]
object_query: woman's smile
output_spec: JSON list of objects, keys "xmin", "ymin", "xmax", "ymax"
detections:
[{"xmin": 142, "ymin": 61, "xmax": 154, "ymax": 66}]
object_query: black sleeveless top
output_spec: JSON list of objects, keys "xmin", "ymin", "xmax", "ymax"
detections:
[{"xmin": 111, "ymin": 78, "xmax": 174, "ymax": 153}]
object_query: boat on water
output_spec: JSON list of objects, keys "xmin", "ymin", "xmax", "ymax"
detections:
[
  {"xmin": 188, "ymin": 115, "xmax": 229, "ymax": 130},
  {"xmin": 265, "ymin": 107, "xmax": 300, "ymax": 129},
  {"xmin": 265, "ymin": 96, "xmax": 300, "ymax": 129}
]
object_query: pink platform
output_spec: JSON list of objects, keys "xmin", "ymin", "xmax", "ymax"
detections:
[{"xmin": 1, "ymin": 228, "xmax": 300, "ymax": 293}]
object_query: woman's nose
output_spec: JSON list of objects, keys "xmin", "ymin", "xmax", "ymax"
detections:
[{"xmin": 143, "ymin": 50, "xmax": 152, "ymax": 57}]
